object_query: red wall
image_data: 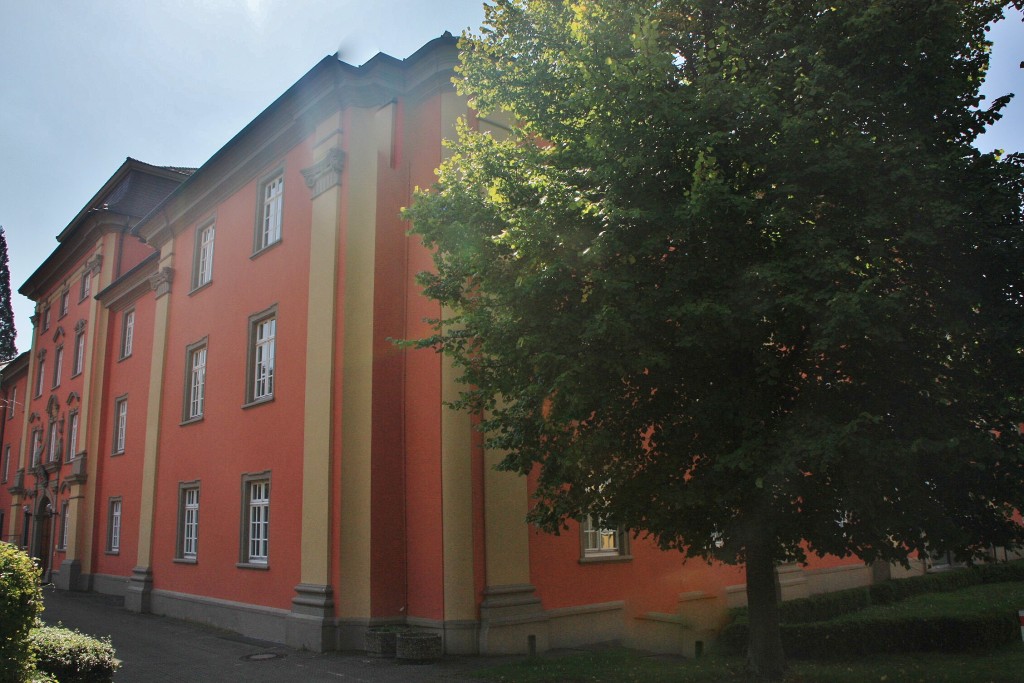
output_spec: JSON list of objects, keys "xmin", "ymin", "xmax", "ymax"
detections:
[{"xmin": 151, "ymin": 140, "xmax": 313, "ymax": 609}]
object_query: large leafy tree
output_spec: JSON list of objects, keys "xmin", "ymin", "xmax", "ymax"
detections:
[
  {"xmin": 406, "ymin": 1, "xmax": 1024, "ymax": 679},
  {"xmin": 0, "ymin": 227, "xmax": 17, "ymax": 362}
]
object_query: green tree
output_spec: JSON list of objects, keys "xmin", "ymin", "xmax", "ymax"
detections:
[
  {"xmin": 406, "ymin": 1, "xmax": 1024, "ymax": 679},
  {"xmin": 0, "ymin": 227, "xmax": 17, "ymax": 362}
]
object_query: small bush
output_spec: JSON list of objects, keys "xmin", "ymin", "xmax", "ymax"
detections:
[
  {"xmin": 32, "ymin": 626, "xmax": 119, "ymax": 683},
  {"xmin": 0, "ymin": 542, "xmax": 44, "ymax": 682},
  {"xmin": 729, "ymin": 586, "xmax": 871, "ymax": 625}
]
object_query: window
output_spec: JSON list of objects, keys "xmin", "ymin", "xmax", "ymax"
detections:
[
  {"xmin": 66, "ymin": 411, "xmax": 79, "ymax": 461},
  {"xmin": 256, "ymin": 173, "xmax": 283, "ymax": 252},
  {"xmin": 581, "ymin": 515, "xmax": 629, "ymax": 560},
  {"xmin": 35, "ymin": 357, "xmax": 45, "ymax": 397},
  {"xmin": 107, "ymin": 498, "xmax": 121, "ymax": 553},
  {"xmin": 184, "ymin": 340, "xmax": 207, "ymax": 421},
  {"xmin": 113, "ymin": 396, "xmax": 127, "ymax": 454},
  {"xmin": 2, "ymin": 444, "xmax": 10, "ymax": 482},
  {"xmin": 42, "ymin": 306, "xmax": 51, "ymax": 331},
  {"xmin": 177, "ymin": 484, "xmax": 200, "ymax": 561},
  {"xmin": 52, "ymin": 345, "xmax": 63, "ymax": 388},
  {"xmin": 73, "ymin": 329, "xmax": 85, "ymax": 376},
  {"xmin": 120, "ymin": 309, "xmax": 135, "ymax": 359},
  {"xmin": 246, "ymin": 308, "xmax": 276, "ymax": 404},
  {"xmin": 192, "ymin": 222, "xmax": 215, "ymax": 289},
  {"xmin": 47, "ymin": 420, "xmax": 59, "ymax": 463},
  {"xmin": 58, "ymin": 501, "xmax": 69, "ymax": 550},
  {"xmin": 60, "ymin": 291, "xmax": 69, "ymax": 318},
  {"xmin": 30, "ymin": 429, "xmax": 42, "ymax": 466},
  {"xmin": 7, "ymin": 385, "xmax": 15, "ymax": 419},
  {"xmin": 240, "ymin": 475, "xmax": 270, "ymax": 566},
  {"xmin": 80, "ymin": 271, "xmax": 91, "ymax": 301}
]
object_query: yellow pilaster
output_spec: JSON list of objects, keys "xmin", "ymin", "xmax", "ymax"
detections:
[
  {"xmin": 287, "ymin": 113, "xmax": 345, "ymax": 651},
  {"xmin": 125, "ymin": 246, "xmax": 173, "ymax": 613},
  {"xmin": 337, "ymin": 106, "xmax": 378, "ymax": 623},
  {"xmin": 438, "ymin": 91, "xmax": 478, "ymax": 651}
]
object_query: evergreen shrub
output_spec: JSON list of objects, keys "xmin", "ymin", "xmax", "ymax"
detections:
[
  {"xmin": 0, "ymin": 542, "xmax": 43, "ymax": 682},
  {"xmin": 32, "ymin": 626, "xmax": 119, "ymax": 683}
]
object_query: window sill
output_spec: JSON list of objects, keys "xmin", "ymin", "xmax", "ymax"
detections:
[
  {"xmin": 118, "ymin": 354, "xmax": 132, "ymax": 363},
  {"xmin": 111, "ymin": 451, "xmax": 125, "ymax": 457},
  {"xmin": 242, "ymin": 396, "xmax": 274, "ymax": 410},
  {"xmin": 250, "ymin": 239, "xmax": 282, "ymax": 260},
  {"xmin": 70, "ymin": 371, "xmax": 82, "ymax": 379},
  {"xmin": 188, "ymin": 280, "xmax": 212, "ymax": 296},
  {"xmin": 236, "ymin": 562, "xmax": 269, "ymax": 570},
  {"xmin": 105, "ymin": 550, "xmax": 120, "ymax": 556},
  {"xmin": 173, "ymin": 558, "xmax": 198, "ymax": 565},
  {"xmin": 180, "ymin": 416, "xmax": 204, "ymax": 426},
  {"xmin": 579, "ymin": 554, "xmax": 633, "ymax": 565}
]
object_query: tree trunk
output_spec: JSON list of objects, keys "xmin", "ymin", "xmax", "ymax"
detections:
[{"xmin": 744, "ymin": 539, "xmax": 785, "ymax": 682}]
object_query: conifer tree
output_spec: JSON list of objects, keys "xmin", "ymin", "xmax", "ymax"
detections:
[{"xmin": 0, "ymin": 227, "xmax": 17, "ymax": 362}]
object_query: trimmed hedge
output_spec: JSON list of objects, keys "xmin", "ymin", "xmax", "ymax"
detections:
[
  {"xmin": 720, "ymin": 560, "xmax": 1024, "ymax": 659},
  {"xmin": 720, "ymin": 612, "xmax": 1018, "ymax": 659},
  {"xmin": 0, "ymin": 542, "xmax": 44, "ymax": 683},
  {"xmin": 32, "ymin": 626, "xmax": 119, "ymax": 683},
  {"xmin": 868, "ymin": 567, "xmax": 982, "ymax": 605}
]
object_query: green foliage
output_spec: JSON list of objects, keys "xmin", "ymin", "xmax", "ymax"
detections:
[
  {"xmin": 0, "ymin": 542, "xmax": 43, "ymax": 683},
  {"xmin": 0, "ymin": 228, "xmax": 17, "ymax": 362},
  {"xmin": 406, "ymin": 0, "xmax": 1024, "ymax": 676},
  {"xmin": 31, "ymin": 626, "xmax": 119, "ymax": 683}
]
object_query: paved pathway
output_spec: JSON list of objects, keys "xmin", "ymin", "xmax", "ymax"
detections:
[{"xmin": 41, "ymin": 586, "xmax": 501, "ymax": 682}]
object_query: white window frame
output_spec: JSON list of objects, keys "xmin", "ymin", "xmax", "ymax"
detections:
[
  {"xmin": 35, "ymin": 357, "xmax": 45, "ymax": 397},
  {"xmin": 255, "ymin": 172, "xmax": 284, "ymax": 252},
  {"xmin": 113, "ymin": 396, "xmax": 128, "ymax": 454},
  {"xmin": 60, "ymin": 290, "xmax": 69, "ymax": 318},
  {"xmin": 193, "ymin": 222, "xmax": 216, "ymax": 290},
  {"xmin": 184, "ymin": 341, "xmax": 207, "ymax": 421},
  {"xmin": 52, "ymin": 345, "xmax": 63, "ymax": 388},
  {"xmin": 107, "ymin": 498, "xmax": 121, "ymax": 553},
  {"xmin": 581, "ymin": 514, "xmax": 629, "ymax": 561},
  {"xmin": 80, "ymin": 271, "xmax": 91, "ymax": 301},
  {"xmin": 66, "ymin": 410, "xmax": 79, "ymax": 462},
  {"xmin": 58, "ymin": 501, "xmax": 69, "ymax": 550},
  {"xmin": 2, "ymin": 444, "xmax": 10, "ymax": 482},
  {"xmin": 42, "ymin": 306, "xmax": 51, "ymax": 331},
  {"xmin": 31, "ymin": 429, "xmax": 42, "ymax": 466},
  {"xmin": 178, "ymin": 484, "xmax": 200, "ymax": 561},
  {"xmin": 73, "ymin": 330, "xmax": 86, "ymax": 376},
  {"xmin": 7, "ymin": 385, "xmax": 15, "ymax": 419},
  {"xmin": 120, "ymin": 309, "xmax": 135, "ymax": 359},
  {"xmin": 246, "ymin": 307, "xmax": 277, "ymax": 405},
  {"xmin": 47, "ymin": 420, "xmax": 59, "ymax": 463},
  {"xmin": 240, "ymin": 474, "xmax": 270, "ymax": 567}
]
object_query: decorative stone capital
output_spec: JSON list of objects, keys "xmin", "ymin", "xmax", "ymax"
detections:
[
  {"xmin": 148, "ymin": 267, "xmax": 174, "ymax": 298},
  {"xmin": 85, "ymin": 254, "xmax": 103, "ymax": 276},
  {"xmin": 301, "ymin": 148, "xmax": 345, "ymax": 199}
]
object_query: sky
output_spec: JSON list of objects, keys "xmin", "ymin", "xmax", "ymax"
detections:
[{"xmin": 1, "ymin": 2, "xmax": 1022, "ymax": 356}]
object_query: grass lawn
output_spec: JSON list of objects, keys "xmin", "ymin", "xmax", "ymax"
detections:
[
  {"xmin": 472, "ymin": 644, "xmax": 1024, "ymax": 682},
  {"xmin": 472, "ymin": 580, "xmax": 1024, "ymax": 682}
]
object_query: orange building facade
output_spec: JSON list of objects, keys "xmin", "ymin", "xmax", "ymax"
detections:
[{"xmin": 1, "ymin": 35, "xmax": 882, "ymax": 656}]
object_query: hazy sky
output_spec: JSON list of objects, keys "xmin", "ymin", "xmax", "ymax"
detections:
[{"xmin": 2, "ymin": 2, "xmax": 1022, "ymax": 355}]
